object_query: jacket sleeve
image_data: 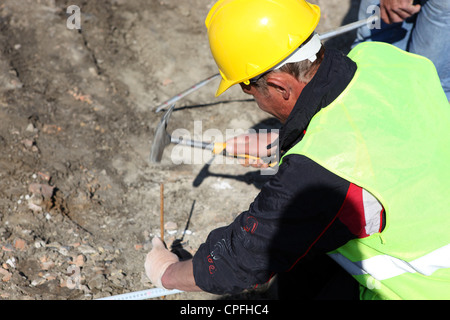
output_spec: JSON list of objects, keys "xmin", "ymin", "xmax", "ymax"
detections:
[{"xmin": 192, "ymin": 154, "xmax": 354, "ymax": 295}]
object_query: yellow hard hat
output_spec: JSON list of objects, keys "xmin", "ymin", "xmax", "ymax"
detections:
[{"xmin": 205, "ymin": 0, "xmax": 321, "ymax": 96}]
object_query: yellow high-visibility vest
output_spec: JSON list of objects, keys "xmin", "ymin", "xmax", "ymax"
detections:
[{"xmin": 281, "ymin": 42, "xmax": 450, "ymax": 299}]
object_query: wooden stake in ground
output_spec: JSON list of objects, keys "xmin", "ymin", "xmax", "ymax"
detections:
[{"xmin": 160, "ymin": 182, "xmax": 164, "ymax": 241}]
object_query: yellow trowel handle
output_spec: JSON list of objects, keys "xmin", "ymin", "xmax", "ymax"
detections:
[
  {"xmin": 211, "ymin": 142, "xmax": 227, "ymax": 155},
  {"xmin": 212, "ymin": 142, "xmax": 277, "ymax": 167}
]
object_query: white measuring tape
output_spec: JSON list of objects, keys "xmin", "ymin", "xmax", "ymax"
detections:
[{"xmin": 96, "ymin": 288, "xmax": 183, "ymax": 300}]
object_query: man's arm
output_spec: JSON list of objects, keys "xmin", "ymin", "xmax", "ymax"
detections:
[
  {"xmin": 146, "ymin": 155, "xmax": 362, "ymax": 295},
  {"xmin": 145, "ymin": 237, "xmax": 202, "ymax": 292},
  {"xmin": 190, "ymin": 155, "xmax": 355, "ymax": 294},
  {"xmin": 161, "ymin": 259, "xmax": 203, "ymax": 292},
  {"xmin": 225, "ymin": 132, "xmax": 279, "ymax": 168}
]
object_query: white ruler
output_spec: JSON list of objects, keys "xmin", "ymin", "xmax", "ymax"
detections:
[{"xmin": 96, "ymin": 288, "xmax": 183, "ymax": 300}]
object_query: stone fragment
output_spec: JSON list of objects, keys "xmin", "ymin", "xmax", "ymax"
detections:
[
  {"xmin": 39, "ymin": 256, "xmax": 55, "ymax": 270},
  {"xmin": 0, "ymin": 267, "xmax": 12, "ymax": 282},
  {"xmin": 78, "ymin": 244, "xmax": 97, "ymax": 255},
  {"xmin": 88, "ymin": 274, "xmax": 106, "ymax": 290},
  {"xmin": 28, "ymin": 183, "xmax": 55, "ymax": 199},
  {"xmin": 164, "ymin": 221, "xmax": 178, "ymax": 230},
  {"xmin": 14, "ymin": 238, "xmax": 27, "ymax": 251},
  {"xmin": 73, "ymin": 254, "xmax": 85, "ymax": 267}
]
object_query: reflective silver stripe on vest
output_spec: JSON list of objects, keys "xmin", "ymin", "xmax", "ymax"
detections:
[{"xmin": 329, "ymin": 243, "xmax": 450, "ymax": 281}]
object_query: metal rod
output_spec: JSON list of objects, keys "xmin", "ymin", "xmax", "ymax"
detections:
[
  {"xmin": 155, "ymin": 74, "xmax": 221, "ymax": 113},
  {"xmin": 318, "ymin": 16, "xmax": 379, "ymax": 41},
  {"xmin": 170, "ymin": 135, "xmax": 214, "ymax": 151},
  {"xmin": 154, "ymin": 17, "xmax": 378, "ymax": 113},
  {"xmin": 160, "ymin": 183, "xmax": 164, "ymax": 241}
]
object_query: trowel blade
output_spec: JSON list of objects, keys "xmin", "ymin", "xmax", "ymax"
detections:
[{"xmin": 150, "ymin": 104, "xmax": 175, "ymax": 163}]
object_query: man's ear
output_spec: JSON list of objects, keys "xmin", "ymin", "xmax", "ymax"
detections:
[{"xmin": 265, "ymin": 72, "xmax": 293, "ymax": 100}]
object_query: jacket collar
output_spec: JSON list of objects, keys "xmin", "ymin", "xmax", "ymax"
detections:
[{"xmin": 279, "ymin": 48, "xmax": 357, "ymax": 154}]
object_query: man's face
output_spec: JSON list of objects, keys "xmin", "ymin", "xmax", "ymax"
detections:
[{"xmin": 239, "ymin": 82, "xmax": 291, "ymax": 123}]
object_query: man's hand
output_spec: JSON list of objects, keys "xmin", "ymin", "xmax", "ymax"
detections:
[
  {"xmin": 144, "ymin": 237, "xmax": 179, "ymax": 289},
  {"xmin": 380, "ymin": 0, "xmax": 421, "ymax": 24},
  {"xmin": 225, "ymin": 132, "xmax": 279, "ymax": 168}
]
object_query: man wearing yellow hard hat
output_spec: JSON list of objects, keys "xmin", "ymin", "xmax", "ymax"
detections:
[{"xmin": 145, "ymin": 0, "xmax": 450, "ymax": 300}]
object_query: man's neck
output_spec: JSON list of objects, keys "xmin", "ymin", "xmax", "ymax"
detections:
[{"xmin": 278, "ymin": 48, "xmax": 358, "ymax": 154}]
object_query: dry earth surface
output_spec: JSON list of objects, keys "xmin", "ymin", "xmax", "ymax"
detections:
[{"xmin": 0, "ymin": 0, "xmax": 359, "ymax": 300}]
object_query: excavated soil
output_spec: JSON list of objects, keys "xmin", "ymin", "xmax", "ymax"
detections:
[{"xmin": 0, "ymin": 0, "xmax": 359, "ymax": 300}]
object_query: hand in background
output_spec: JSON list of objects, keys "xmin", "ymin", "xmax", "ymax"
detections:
[{"xmin": 380, "ymin": 0, "xmax": 421, "ymax": 24}]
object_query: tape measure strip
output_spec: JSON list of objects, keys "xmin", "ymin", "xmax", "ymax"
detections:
[{"xmin": 96, "ymin": 288, "xmax": 183, "ymax": 300}]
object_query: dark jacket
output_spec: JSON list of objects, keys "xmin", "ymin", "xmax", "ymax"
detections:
[{"xmin": 192, "ymin": 48, "xmax": 385, "ymax": 295}]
